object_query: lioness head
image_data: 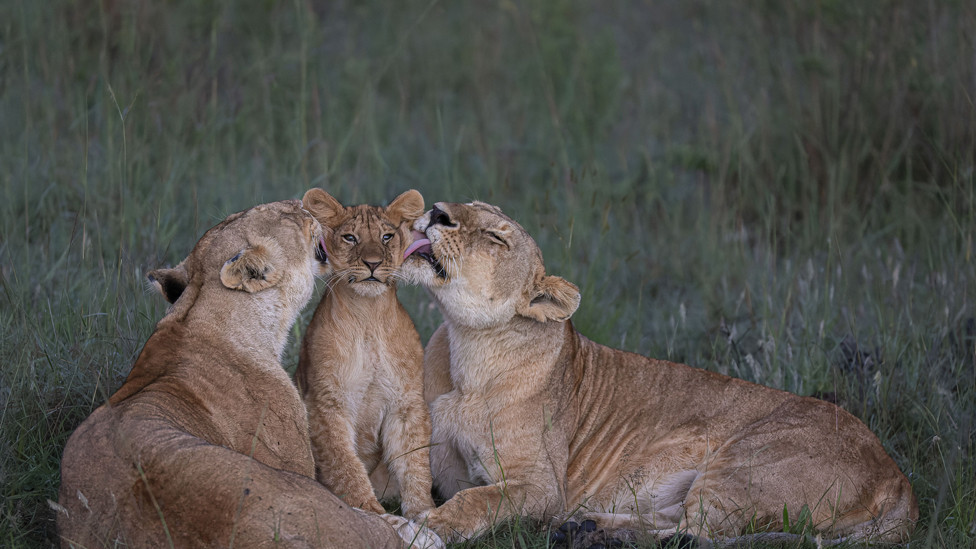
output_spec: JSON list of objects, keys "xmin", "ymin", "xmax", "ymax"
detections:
[
  {"xmin": 402, "ymin": 201, "xmax": 580, "ymax": 328},
  {"xmin": 147, "ymin": 200, "xmax": 329, "ymax": 310},
  {"xmin": 302, "ymin": 188, "xmax": 425, "ymax": 298}
]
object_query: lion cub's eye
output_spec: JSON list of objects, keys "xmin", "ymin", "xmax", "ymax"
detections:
[
  {"xmin": 382, "ymin": 233, "xmax": 394, "ymax": 243},
  {"xmin": 342, "ymin": 234, "xmax": 357, "ymax": 244}
]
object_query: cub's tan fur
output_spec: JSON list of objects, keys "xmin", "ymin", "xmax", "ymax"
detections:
[
  {"xmin": 56, "ymin": 201, "xmax": 422, "ymax": 549},
  {"xmin": 401, "ymin": 201, "xmax": 918, "ymax": 545},
  {"xmin": 296, "ymin": 188, "xmax": 434, "ymax": 519}
]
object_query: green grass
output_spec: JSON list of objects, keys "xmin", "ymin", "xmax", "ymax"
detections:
[{"xmin": 2, "ymin": 0, "xmax": 974, "ymax": 547}]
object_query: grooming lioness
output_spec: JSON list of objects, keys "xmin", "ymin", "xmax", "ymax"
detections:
[
  {"xmin": 401, "ymin": 201, "xmax": 917, "ymax": 545},
  {"xmin": 57, "ymin": 200, "xmax": 435, "ymax": 548},
  {"xmin": 296, "ymin": 188, "xmax": 434, "ymax": 518}
]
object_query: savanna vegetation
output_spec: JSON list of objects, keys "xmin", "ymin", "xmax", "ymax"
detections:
[{"xmin": 1, "ymin": 1, "xmax": 973, "ymax": 547}]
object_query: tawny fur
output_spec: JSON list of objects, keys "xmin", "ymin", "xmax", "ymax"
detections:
[
  {"xmin": 400, "ymin": 201, "xmax": 918, "ymax": 545},
  {"xmin": 296, "ymin": 188, "xmax": 435, "ymax": 519},
  {"xmin": 56, "ymin": 201, "xmax": 410, "ymax": 549}
]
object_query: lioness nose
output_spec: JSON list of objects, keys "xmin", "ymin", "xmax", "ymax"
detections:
[
  {"xmin": 429, "ymin": 205, "xmax": 454, "ymax": 227},
  {"xmin": 363, "ymin": 259, "xmax": 381, "ymax": 272}
]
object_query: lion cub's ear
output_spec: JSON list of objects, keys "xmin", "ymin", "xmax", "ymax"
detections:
[
  {"xmin": 148, "ymin": 264, "xmax": 190, "ymax": 304},
  {"xmin": 220, "ymin": 243, "xmax": 284, "ymax": 293},
  {"xmin": 302, "ymin": 188, "xmax": 346, "ymax": 228},
  {"xmin": 386, "ymin": 189, "xmax": 425, "ymax": 224},
  {"xmin": 517, "ymin": 275, "xmax": 581, "ymax": 323}
]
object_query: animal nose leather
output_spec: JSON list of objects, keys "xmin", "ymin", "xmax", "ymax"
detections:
[
  {"xmin": 429, "ymin": 206, "xmax": 454, "ymax": 227},
  {"xmin": 363, "ymin": 259, "xmax": 381, "ymax": 272}
]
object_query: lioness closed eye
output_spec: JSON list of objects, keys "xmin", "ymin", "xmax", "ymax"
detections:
[
  {"xmin": 296, "ymin": 188, "xmax": 435, "ymax": 519},
  {"xmin": 400, "ymin": 201, "xmax": 917, "ymax": 546},
  {"xmin": 57, "ymin": 200, "xmax": 433, "ymax": 549}
]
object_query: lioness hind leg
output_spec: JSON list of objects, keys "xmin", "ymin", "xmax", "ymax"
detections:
[
  {"xmin": 679, "ymin": 426, "xmax": 918, "ymax": 543},
  {"xmin": 833, "ymin": 482, "xmax": 917, "ymax": 544}
]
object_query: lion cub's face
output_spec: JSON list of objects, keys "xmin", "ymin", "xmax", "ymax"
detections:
[
  {"xmin": 302, "ymin": 188, "xmax": 425, "ymax": 298},
  {"xmin": 402, "ymin": 201, "xmax": 580, "ymax": 328}
]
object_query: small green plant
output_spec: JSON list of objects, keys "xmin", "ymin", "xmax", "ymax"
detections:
[{"xmin": 782, "ymin": 504, "xmax": 814, "ymax": 537}]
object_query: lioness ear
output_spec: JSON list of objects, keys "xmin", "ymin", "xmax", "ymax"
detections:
[
  {"xmin": 148, "ymin": 264, "xmax": 189, "ymax": 304},
  {"xmin": 302, "ymin": 188, "xmax": 346, "ymax": 228},
  {"xmin": 219, "ymin": 243, "xmax": 284, "ymax": 293},
  {"xmin": 386, "ymin": 189, "xmax": 425, "ymax": 224},
  {"xmin": 517, "ymin": 275, "xmax": 581, "ymax": 322}
]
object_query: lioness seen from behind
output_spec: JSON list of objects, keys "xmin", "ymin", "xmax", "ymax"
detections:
[
  {"xmin": 57, "ymin": 200, "xmax": 436, "ymax": 548},
  {"xmin": 401, "ymin": 201, "xmax": 917, "ymax": 546}
]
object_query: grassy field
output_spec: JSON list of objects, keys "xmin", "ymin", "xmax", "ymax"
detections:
[{"xmin": 2, "ymin": 0, "xmax": 974, "ymax": 547}]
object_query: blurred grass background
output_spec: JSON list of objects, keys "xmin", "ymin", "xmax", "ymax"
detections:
[{"xmin": 1, "ymin": 0, "xmax": 974, "ymax": 547}]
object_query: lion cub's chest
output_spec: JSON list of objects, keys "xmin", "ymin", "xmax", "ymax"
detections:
[{"xmin": 337, "ymin": 336, "xmax": 400, "ymax": 436}]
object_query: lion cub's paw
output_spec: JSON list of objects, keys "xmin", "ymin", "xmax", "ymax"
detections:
[
  {"xmin": 381, "ymin": 514, "xmax": 445, "ymax": 549},
  {"xmin": 362, "ymin": 499, "xmax": 387, "ymax": 515}
]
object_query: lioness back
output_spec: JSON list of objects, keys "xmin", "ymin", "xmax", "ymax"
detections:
[{"xmin": 296, "ymin": 188, "xmax": 434, "ymax": 519}]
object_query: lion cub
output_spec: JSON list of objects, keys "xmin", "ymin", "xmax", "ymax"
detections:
[{"xmin": 296, "ymin": 188, "xmax": 434, "ymax": 519}]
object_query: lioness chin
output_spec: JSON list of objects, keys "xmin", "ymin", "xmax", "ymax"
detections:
[
  {"xmin": 400, "ymin": 201, "xmax": 917, "ymax": 546},
  {"xmin": 57, "ymin": 200, "xmax": 439, "ymax": 549}
]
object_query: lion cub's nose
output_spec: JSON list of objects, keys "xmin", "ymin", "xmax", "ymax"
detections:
[{"xmin": 363, "ymin": 259, "xmax": 381, "ymax": 272}]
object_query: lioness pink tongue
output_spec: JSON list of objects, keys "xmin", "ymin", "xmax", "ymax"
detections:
[{"xmin": 403, "ymin": 230, "xmax": 432, "ymax": 259}]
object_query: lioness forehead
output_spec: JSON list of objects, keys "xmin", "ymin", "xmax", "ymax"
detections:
[
  {"xmin": 462, "ymin": 201, "xmax": 521, "ymax": 228},
  {"xmin": 449, "ymin": 201, "xmax": 541, "ymax": 265},
  {"xmin": 467, "ymin": 201, "xmax": 510, "ymax": 220},
  {"xmin": 467, "ymin": 201, "xmax": 505, "ymax": 216}
]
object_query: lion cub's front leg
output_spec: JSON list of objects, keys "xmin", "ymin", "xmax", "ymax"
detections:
[
  {"xmin": 306, "ymin": 399, "xmax": 386, "ymax": 515},
  {"xmin": 380, "ymin": 392, "xmax": 435, "ymax": 517}
]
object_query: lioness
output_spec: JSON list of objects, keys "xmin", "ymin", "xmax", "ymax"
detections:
[
  {"xmin": 400, "ymin": 201, "xmax": 917, "ymax": 545},
  {"xmin": 296, "ymin": 188, "xmax": 435, "ymax": 519},
  {"xmin": 57, "ymin": 200, "xmax": 437, "ymax": 548}
]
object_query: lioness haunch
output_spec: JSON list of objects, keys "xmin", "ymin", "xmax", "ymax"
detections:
[
  {"xmin": 57, "ymin": 200, "xmax": 438, "ymax": 548},
  {"xmin": 400, "ymin": 201, "xmax": 917, "ymax": 546}
]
